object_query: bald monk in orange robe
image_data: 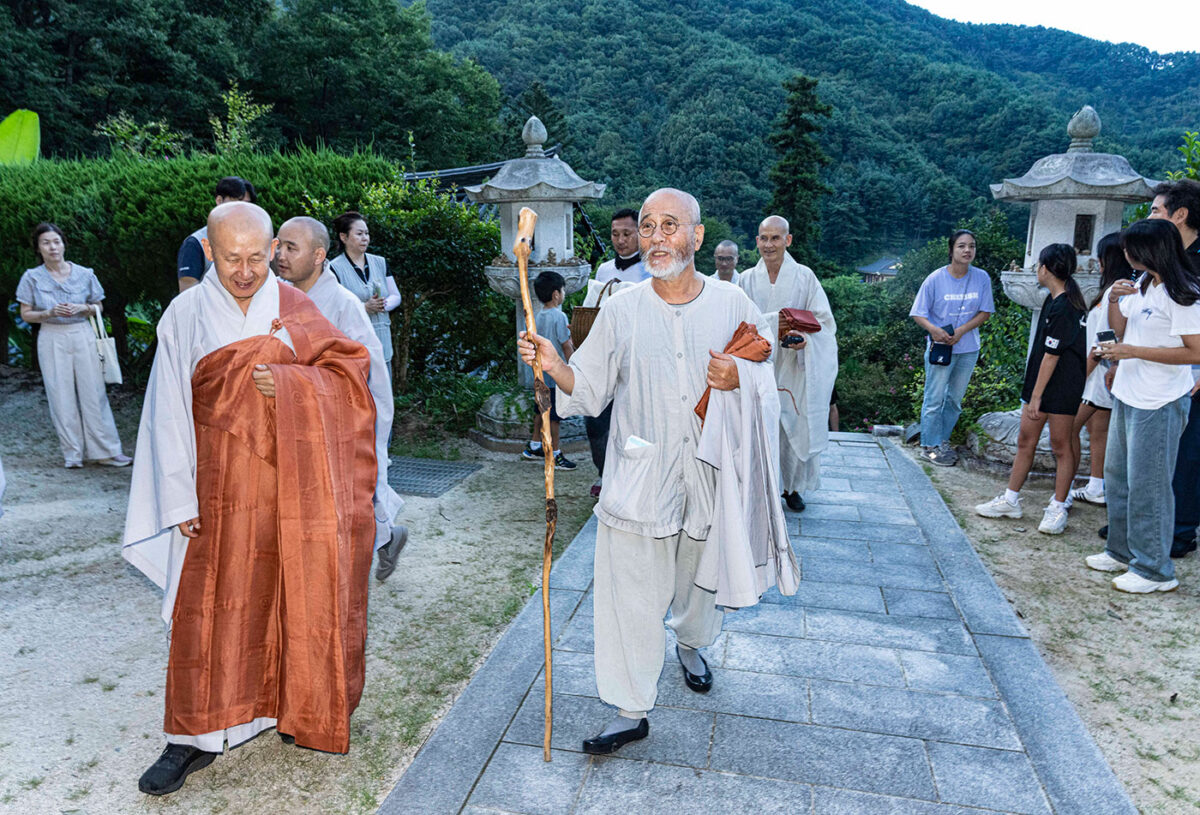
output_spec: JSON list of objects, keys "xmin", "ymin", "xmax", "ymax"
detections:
[{"xmin": 123, "ymin": 202, "xmax": 377, "ymax": 795}]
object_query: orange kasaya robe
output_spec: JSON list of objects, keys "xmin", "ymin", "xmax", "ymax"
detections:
[{"xmin": 164, "ymin": 284, "xmax": 377, "ymax": 754}]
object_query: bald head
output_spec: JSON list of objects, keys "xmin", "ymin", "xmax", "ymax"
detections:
[
  {"xmin": 280, "ymin": 216, "xmax": 330, "ymax": 253},
  {"xmin": 275, "ymin": 217, "xmax": 331, "ymax": 292},
  {"xmin": 756, "ymin": 214, "xmax": 793, "ymax": 272},
  {"xmin": 640, "ymin": 188, "xmax": 701, "ymax": 225},
  {"xmin": 759, "ymin": 215, "xmax": 790, "ymax": 235},
  {"xmin": 202, "ymin": 202, "xmax": 277, "ymax": 312},
  {"xmin": 638, "ymin": 188, "xmax": 705, "ymax": 282}
]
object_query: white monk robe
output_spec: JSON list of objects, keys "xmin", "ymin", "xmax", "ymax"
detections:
[
  {"xmin": 295, "ymin": 269, "xmax": 403, "ymax": 548},
  {"xmin": 123, "ymin": 271, "xmax": 294, "ymax": 750},
  {"xmin": 739, "ymin": 253, "xmax": 838, "ymax": 494},
  {"xmin": 557, "ymin": 277, "xmax": 772, "ymax": 715}
]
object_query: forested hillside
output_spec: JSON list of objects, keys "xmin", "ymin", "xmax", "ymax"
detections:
[
  {"xmin": 425, "ymin": 0, "xmax": 1199, "ymax": 262},
  {"xmin": 2, "ymin": 0, "xmax": 1195, "ymax": 266}
]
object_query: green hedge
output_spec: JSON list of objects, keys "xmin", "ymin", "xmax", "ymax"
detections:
[{"xmin": 0, "ymin": 149, "xmax": 397, "ymax": 368}]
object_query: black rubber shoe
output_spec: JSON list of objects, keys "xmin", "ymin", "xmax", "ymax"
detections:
[
  {"xmin": 582, "ymin": 717, "xmax": 649, "ymax": 755},
  {"xmin": 138, "ymin": 744, "xmax": 218, "ymax": 796}
]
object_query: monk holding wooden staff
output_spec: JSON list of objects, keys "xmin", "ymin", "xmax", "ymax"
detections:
[
  {"xmin": 123, "ymin": 202, "xmax": 378, "ymax": 795},
  {"xmin": 519, "ymin": 188, "xmax": 774, "ymax": 754}
]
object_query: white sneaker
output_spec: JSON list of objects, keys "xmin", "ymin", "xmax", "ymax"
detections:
[
  {"xmin": 975, "ymin": 495, "xmax": 1022, "ymax": 518},
  {"xmin": 1069, "ymin": 486, "xmax": 1106, "ymax": 506},
  {"xmin": 1038, "ymin": 504, "xmax": 1069, "ymax": 535},
  {"xmin": 1112, "ymin": 571, "xmax": 1179, "ymax": 593},
  {"xmin": 1085, "ymin": 552, "xmax": 1129, "ymax": 572}
]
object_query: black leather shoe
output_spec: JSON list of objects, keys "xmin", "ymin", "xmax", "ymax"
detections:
[
  {"xmin": 582, "ymin": 717, "xmax": 649, "ymax": 755},
  {"xmin": 376, "ymin": 525, "xmax": 408, "ymax": 582},
  {"xmin": 279, "ymin": 732, "xmax": 296, "ymax": 745},
  {"xmin": 138, "ymin": 744, "xmax": 218, "ymax": 796},
  {"xmin": 678, "ymin": 645, "xmax": 713, "ymax": 693},
  {"xmin": 783, "ymin": 491, "xmax": 806, "ymax": 512},
  {"xmin": 1098, "ymin": 525, "xmax": 1108, "ymax": 540}
]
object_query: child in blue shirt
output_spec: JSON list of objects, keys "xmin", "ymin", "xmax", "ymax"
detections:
[{"xmin": 521, "ymin": 272, "xmax": 577, "ymax": 470}]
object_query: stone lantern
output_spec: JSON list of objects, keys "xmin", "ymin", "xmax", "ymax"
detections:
[
  {"xmin": 992, "ymin": 105, "xmax": 1160, "ymax": 355},
  {"xmin": 466, "ymin": 116, "xmax": 605, "ymax": 388},
  {"xmin": 972, "ymin": 106, "xmax": 1160, "ymax": 466}
]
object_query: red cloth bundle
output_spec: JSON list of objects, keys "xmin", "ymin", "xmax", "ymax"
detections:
[
  {"xmin": 694, "ymin": 321, "xmax": 772, "ymax": 423},
  {"xmin": 778, "ymin": 307, "xmax": 821, "ymax": 342}
]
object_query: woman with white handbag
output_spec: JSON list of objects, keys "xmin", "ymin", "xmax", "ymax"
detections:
[{"xmin": 15, "ymin": 223, "xmax": 130, "ymax": 469}]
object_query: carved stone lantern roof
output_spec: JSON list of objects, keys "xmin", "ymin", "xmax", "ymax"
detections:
[
  {"xmin": 990, "ymin": 106, "xmax": 1161, "ymax": 203},
  {"xmin": 465, "ymin": 116, "xmax": 606, "ymax": 204}
]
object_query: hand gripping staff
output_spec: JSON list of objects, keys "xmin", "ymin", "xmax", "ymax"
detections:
[{"xmin": 514, "ymin": 206, "xmax": 555, "ymax": 762}]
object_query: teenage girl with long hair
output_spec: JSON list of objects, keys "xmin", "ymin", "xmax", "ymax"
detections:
[
  {"xmin": 976, "ymin": 243, "xmax": 1088, "ymax": 534},
  {"xmin": 1068, "ymin": 232, "xmax": 1135, "ymax": 506},
  {"xmin": 1088, "ymin": 219, "xmax": 1200, "ymax": 593}
]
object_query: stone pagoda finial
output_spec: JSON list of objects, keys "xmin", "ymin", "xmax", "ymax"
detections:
[
  {"xmin": 522, "ymin": 116, "xmax": 548, "ymax": 158},
  {"xmin": 1066, "ymin": 105, "xmax": 1101, "ymax": 153}
]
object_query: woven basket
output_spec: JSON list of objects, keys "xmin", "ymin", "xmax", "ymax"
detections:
[{"xmin": 570, "ymin": 278, "xmax": 618, "ymax": 346}]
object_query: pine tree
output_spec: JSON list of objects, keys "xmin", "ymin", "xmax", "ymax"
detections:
[{"xmin": 767, "ymin": 75, "xmax": 832, "ymax": 265}]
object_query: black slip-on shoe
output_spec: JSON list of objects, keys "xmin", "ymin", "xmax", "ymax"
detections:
[
  {"xmin": 582, "ymin": 717, "xmax": 649, "ymax": 755},
  {"xmin": 677, "ymin": 645, "xmax": 713, "ymax": 693},
  {"xmin": 376, "ymin": 525, "xmax": 409, "ymax": 582},
  {"xmin": 1098, "ymin": 525, "xmax": 1108, "ymax": 540},
  {"xmin": 783, "ymin": 491, "xmax": 806, "ymax": 512},
  {"xmin": 138, "ymin": 744, "xmax": 218, "ymax": 796},
  {"xmin": 279, "ymin": 732, "xmax": 296, "ymax": 745},
  {"xmin": 1170, "ymin": 541, "xmax": 1197, "ymax": 559}
]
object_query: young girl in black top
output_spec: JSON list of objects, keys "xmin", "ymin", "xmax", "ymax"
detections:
[{"xmin": 976, "ymin": 243, "xmax": 1087, "ymax": 534}]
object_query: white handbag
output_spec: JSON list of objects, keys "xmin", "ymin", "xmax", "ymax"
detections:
[{"xmin": 88, "ymin": 305, "xmax": 123, "ymax": 385}]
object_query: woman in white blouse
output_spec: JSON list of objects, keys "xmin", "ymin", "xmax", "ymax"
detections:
[
  {"xmin": 16, "ymin": 223, "xmax": 130, "ymax": 469},
  {"xmin": 1090, "ymin": 219, "xmax": 1200, "ymax": 592}
]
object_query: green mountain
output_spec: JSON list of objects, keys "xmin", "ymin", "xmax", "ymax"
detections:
[{"xmin": 424, "ymin": 0, "xmax": 1200, "ymax": 263}]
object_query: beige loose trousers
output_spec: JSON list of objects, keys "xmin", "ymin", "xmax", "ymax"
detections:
[
  {"xmin": 593, "ymin": 521, "xmax": 724, "ymax": 715},
  {"xmin": 37, "ymin": 322, "xmax": 124, "ymax": 465}
]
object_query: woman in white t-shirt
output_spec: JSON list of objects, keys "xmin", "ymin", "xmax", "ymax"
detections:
[
  {"xmin": 1087, "ymin": 219, "xmax": 1200, "ymax": 593},
  {"xmin": 1068, "ymin": 232, "xmax": 1134, "ymax": 506}
]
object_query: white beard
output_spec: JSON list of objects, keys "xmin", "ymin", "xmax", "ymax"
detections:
[{"xmin": 646, "ymin": 251, "xmax": 691, "ymax": 281}]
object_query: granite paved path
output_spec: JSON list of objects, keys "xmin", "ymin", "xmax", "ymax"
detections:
[{"xmin": 379, "ymin": 434, "xmax": 1136, "ymax": 815}]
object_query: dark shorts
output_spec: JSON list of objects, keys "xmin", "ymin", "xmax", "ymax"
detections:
[
  {"xmin": 830, "ymin": 385, "xmax": 839, "ymax": 406},
  {"xmin": 535, "ymin": 387, "xmax": 563, "ymax": 423}
]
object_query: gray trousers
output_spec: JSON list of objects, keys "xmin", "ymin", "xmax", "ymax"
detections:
[
  {"xmin": 1105, "ymin": 395, "xmax": 1190, "ymax": 582},
  {"xmin": 593, "ymin": 522, "xmax": 724, "ymax": 716}
]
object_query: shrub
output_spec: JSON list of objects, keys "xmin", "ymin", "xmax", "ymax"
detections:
[{"xmin": 0, "ymin": 149, "xmax": 397, "ymax": 369}]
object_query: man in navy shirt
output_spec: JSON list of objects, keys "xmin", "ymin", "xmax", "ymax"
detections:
[
  {"xmin": 1151, "ymin": 180, "xmax": 1200, "ymax": 557},
  {"xmin": 177, "ymin": 177, "xmax": 257, "ymax": 292}
]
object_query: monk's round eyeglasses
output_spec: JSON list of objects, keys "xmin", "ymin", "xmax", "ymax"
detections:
[{"xmin": 638, "ymin": 220, "xmax": 698, "ymax": 238}]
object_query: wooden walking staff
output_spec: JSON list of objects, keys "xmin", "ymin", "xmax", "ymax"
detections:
[{"xmin": 513, "ymin": 206, "xmax": 556, "ymax": 762}]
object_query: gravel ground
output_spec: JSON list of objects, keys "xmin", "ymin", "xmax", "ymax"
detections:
[
  {"xmin": 0, "ymin": 365, "xmax": 596, "ymax": 814},
  {"xmin": 912, "ymin": 447, "xmax": 1200, "ymax": 814}
]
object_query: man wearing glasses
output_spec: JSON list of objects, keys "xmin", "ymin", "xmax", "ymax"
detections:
[
  {"xmin": 519, "ymin": 188, "xmax": 773, "ymax": 754},
  {"xmin": 713, "ymin": 240, "xmax": 741, "ymax": 285}
]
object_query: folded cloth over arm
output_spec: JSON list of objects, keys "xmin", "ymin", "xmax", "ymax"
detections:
[
  {"xmin": 694, "ymin": 355, "xmax": 798, "ymax": 608},
  {"xmin": 694, "ymin": 321, "xmax": 773, "ymax": 423}
]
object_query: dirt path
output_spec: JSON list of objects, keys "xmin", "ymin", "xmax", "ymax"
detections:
[
  {"xmin": 0, "ymin": 366, "xmax": 597, "ymax": 814},
  {"xmin": 907, "ymin": 447, "xmax": 1200, "ymax": 814}
]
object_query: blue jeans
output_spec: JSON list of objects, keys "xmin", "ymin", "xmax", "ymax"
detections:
[
  {"xmin": 1171, "ymin": 393, "xmax": 1200, "ymax": 549},
  {"xmin": 1105, "ymin": 395, "xmax": 1190, "ymax": 582},
  {"xmin": 920, "ymin": 349, "xmax": 978, "ymax": 447}
]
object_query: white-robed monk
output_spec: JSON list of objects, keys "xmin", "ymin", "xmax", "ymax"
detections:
[
  {"xmin": 519, "ymin": 188, "xmax": 773, "ymax": 755},
  {"xmin": 739, "ymin": 215, "xmax": 838, "ymax": 512},
  {"xmin": 274, "ymin": 216, "xmax": 409, "ymax": 579},
  {"xmin": 123, "ymin": 202, "xmax": 377, "ymax": 796}
]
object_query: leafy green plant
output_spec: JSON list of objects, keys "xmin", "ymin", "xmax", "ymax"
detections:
[
  {"xmin": 94, "ymin": 113, "xmax": 185, "ymax": 159},
  {"xmin": 210, "ymin": 82, "xmax": 272, "ymax": 155},
  {"xmin": 0, "ymin": 110, "xmax": 40, "ymax": 165}
]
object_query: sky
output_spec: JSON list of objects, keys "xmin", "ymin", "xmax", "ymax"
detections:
[{"xmin": 905, "ymin": 1, "xmax": 1196, "ymax": 55}]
